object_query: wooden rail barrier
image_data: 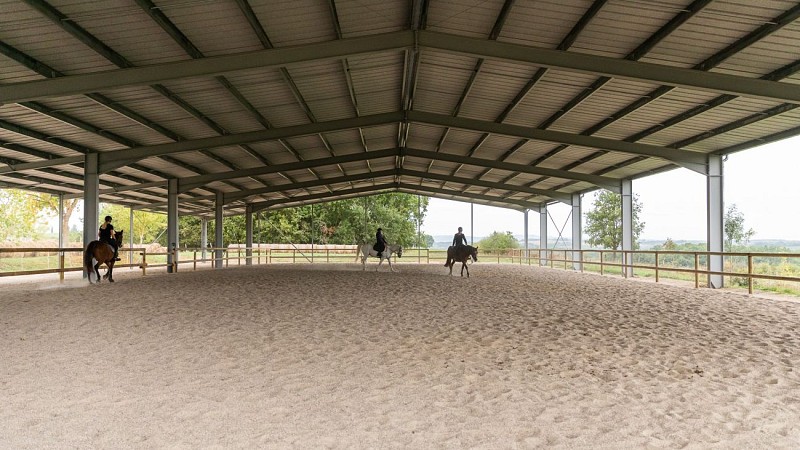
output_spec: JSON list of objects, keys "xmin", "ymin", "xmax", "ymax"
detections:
[{"xmin": 1, "ymin": 246, "xmax": 798, "ymax": 296}]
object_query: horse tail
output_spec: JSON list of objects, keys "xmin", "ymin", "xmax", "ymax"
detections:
[{"xmin": 84, "ymin": 242, "xmax": 95, "ymax": 279}]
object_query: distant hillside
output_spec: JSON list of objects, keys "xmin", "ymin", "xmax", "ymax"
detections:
[{"xmin": 430, "ymin": 235, "xmax": 800, "ymax": 251}]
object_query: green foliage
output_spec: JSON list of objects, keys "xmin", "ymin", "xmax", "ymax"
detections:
[
  {"xmin": 724, "ymin": 204, "xmax": 755, "ymax": 252},
  {"xmin": 0, "ymin": 190, "xmax": 38, "ymax": 241},
  {"xmin": 100, "ymin": 204, "xmax": 167, "ymax": 245},
  {"xmin": 477, "ymin": 231, "xmax": 519, "ymax": 250},
  {"xmin": 176, "ymin": 193, "xmax": 429, "ymax": 248},
  {"xmin": 585, "ymin": 190, "xmax": 645, "ymax": 250}
]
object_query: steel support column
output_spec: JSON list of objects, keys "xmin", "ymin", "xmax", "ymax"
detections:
[
  {"xmin": 201, "ymin": 218, "xmax": 208, "ymax": 261},
  {"xmin": 167, "ymin": 178, "xmax": 179, "ymax": 273},
  {"xmin": 708, "ymin": 155, "xmax": 724, "ymax": 288},
  {"xmin": 622, "ymin": 180, "xmax": 634, "ymax": 277},
  {"xmin": 540, "ymin": 205, "xmax": 548, "ymax": 266},
  {"xmin": 524, "ymin": 209, "xmax": 529, "ymax": 263},
  {"xmin": 129, "ymin": 207, "xmax": 134, "ymax": 266},
  {"xmin": 246, "ymin": 204, "xmax": 253, "ymax": 266},
  {"xmin": 57, "ymin": 193, "xmax": 64, "ymax": 250},
  {"xmin": 215, "ymin": 192, "xmax": 224, "ymax": 269},
  {"xmin": 82, "ymin": 153, "xmax": 99, "ymax": 279},
  {"xmin": 470, "ymin": 203, "xmax": 474, "ymax": 245},
  {"xmin": 572, "ymin": 194, "xmax": 582, "ymax": 271}
]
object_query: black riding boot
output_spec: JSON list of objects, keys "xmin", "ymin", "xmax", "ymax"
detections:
[
  {"xmin": 377, "ymin": 251, "xmax": 382, "ymax": 258},
  {"xmin": 113, "ymin": 243, "xmax": 121, "ymax": 261}
]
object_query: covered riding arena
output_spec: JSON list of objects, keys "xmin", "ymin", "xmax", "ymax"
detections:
[
  {"xmin": 2, "ymin": 0, "xmax": 800, "ymax": 447},
  {"xmin": 2, "ymin": 262, "xmax": 799, "ymax": 447}
]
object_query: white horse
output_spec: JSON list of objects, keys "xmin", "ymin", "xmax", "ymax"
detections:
[{"xmin": 356, "ymin": 244, "xmax": 403, "ymax": 271}]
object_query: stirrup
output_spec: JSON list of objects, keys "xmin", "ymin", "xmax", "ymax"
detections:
[{"xmin": 377, "ymin": 252, "xmax": 382, "ymax": 258}]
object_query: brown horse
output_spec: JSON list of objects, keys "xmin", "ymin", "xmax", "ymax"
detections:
[
  {"xmin": 444, "ymin": 245, "xmax": 478, "ymax": 277},
  {"xmin": 84, "ymin": 230, "xmax": 123, "ymax": 284}
]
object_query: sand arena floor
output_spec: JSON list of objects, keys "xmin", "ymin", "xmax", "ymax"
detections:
[{"xmin": 1, "ymin": 263, "xmax": 799, "ymax": 448}]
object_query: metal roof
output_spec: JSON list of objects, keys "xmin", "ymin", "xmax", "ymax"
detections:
[{"xmin": 1, "ymin": 0, "xmax": 800, "ymax": 216}]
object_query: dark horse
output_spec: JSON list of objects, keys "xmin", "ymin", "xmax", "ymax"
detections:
[
  {"xmin": 444, "ymin": 245, "xmax": 478, "ymax": 277},
  {"xmin": 83, "ymin": 230, "xmax": 123, "ymax": 284}
]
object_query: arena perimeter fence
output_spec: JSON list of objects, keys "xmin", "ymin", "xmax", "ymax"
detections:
[{"xmin": 1, "ymin": 246, "xmax": 799, "ymax": 297}]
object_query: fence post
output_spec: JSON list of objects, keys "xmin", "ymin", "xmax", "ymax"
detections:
[
  {"xmin": 140, "ymin": 250, "xmax": 147, "ymax": 276},
  {"xmin": 238, "ymin": 247, "xmax": 241, "ymax": 266},
  {"xmin": 655, "ymin": 251, "xmax": 659, "ymax": 283},
  {"xmin": 748, "ymin": 254, "xmax": 754, "ymax": 295},
  {"xmin": 59, "ymin": 252, "xmax": 65, "ymax": 283},
  {"xmin": 327, "ymin": 249, "xmax": 330, "ymax": 263},
  {"xmin": 268, "ymin": 248, "xmax": 272, "ymax": 264},
  {"xmin": 600, "ymin": 252, "xmax": 604, "ymax": 276},
  {"xmin": 172, "ymin": 247, "xmax": 178, "ymax": 273},
  {"xmin": 694, "ymin": 253, "xmax": 699, "ymax": 289},
  {"xmin": 225, "ymin": 249, "xmax": 229, "ymax": 268},
  {"xmin": 580, "ymin": 251, "xmax": 584, "ymax": 273}
]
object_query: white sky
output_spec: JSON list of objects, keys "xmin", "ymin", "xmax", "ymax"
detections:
[{"xmin": 421, "ymin": 135, "xmax": 800, "ymax": 242}]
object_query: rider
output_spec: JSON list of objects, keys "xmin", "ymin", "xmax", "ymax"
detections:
[
  {"xmin": 446, "ymin": 226, "xmax": 469, "ymax": 267},
  {"xmin": 375, "ymin": 227, "xmax": 388, "ymax": 258},
  {"xmin": 452, "ymin": 226, "xmax": 468, "ymax": 248},
  {"xmin": 99, "ymin": 215, "xmax": 121, "ymax": 261}
]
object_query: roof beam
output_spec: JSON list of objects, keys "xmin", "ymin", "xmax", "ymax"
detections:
[
  {"xmin": 401, "ymin": 168, "xmax": 570, "ymax": 203},
  {"xmin": 76, "ymin": 145, "xmax": 606, "ymax": 200},
  {"xmin": 252, "ymin": 181, "xmax": 539, "ymax": 213},
  {"xmin": 0, "ymin": 30, "xmax": 412, "ymax": 104},
  {"xmin": 407, "ymin": 111, "xmax": 707, "ymax": 172},
  {"xmin": 417, "ymin": 31, "xmax": 800, "ymax": 105},
  {"xmin": 402, "ymin": 147, "xmax": 620, "ymax": 192},
  {"xmin": 99, "ymin": 112, "xmax": 403, "ymax": 172},
  {"xmin": 179, "ymin": 147, "xmax": 399, "ymax": 193},
  {"xmin": 396, "ymin": 183, "xmax": 535, "ymax": 211},
  {"xmin": 5, "ymin": 29, "xmax": 800, "ymax": 106},
  {"xmin": 251, "ymin": 183, "xmax": 398, "ymax": 213},
  {"xmin": 19, "ymin": 109, "xmax": 706, "ymax": 175}
]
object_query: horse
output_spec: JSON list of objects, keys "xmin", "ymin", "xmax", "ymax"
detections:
[
  {"xmin": 356, "ymin": 243, "xmax": 403, "ymax": 271},
  {"xmin": 83, "ymin": 230, "xmax": 124, "ymax": 284},
  {"xmin": 444, "ymin": 244, "xmax": 478, "ymax": 277}
]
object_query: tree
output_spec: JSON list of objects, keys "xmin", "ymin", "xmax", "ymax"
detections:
[
  {"xmin": 477, "ymin": 231, "xmax": 519, "ymax": 250},
  {"xmin": 724, "ymin": 204, "xmax": 755, "ymax": 251},
  {"xmin": 0, "ymin": 189, "xmax": 39, "ymax": 241},
  {"xmin": 100, "ymin": 204, "xmax": 167, "ymax": 246},
  {"xmin": 584, "ymin": 190, "xmax": 645, "ymax": 250}
]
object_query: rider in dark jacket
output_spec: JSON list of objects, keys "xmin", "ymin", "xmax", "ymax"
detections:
[
  {"xmin": 99, "ymin": 215, "xmax": 121, "ymax": 261},
  {"xmin": 375, "ymin": 228, "xmax": 388, "ymax": 257},
  {"xmin": 452, "ymin": 227, "xmax": 468, "ymax": 248}
]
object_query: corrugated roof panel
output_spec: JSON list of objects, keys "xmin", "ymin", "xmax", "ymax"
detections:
[
  {"xmin": 318, "ymin": 129, "xmax": 365, "ymax": 154},
  {"xmin": 459, "ymin": 61, "xmax": 542, "ymax": 122},
  {"xmin": 347, "ymin": 52, "xmax": 404, "ymax": 115},
  {"xmin": 550, "ymin": 79, "xmax": 664, "ymax": 136},
  {"xmin": 155, "ymin": 78, "xmax": 267, "ymax": 135},
  {"xmin": 1, "ymin": 102, "xmax": 121, "ymax": 153},
  {"xmin": 146, "ymin": 0, "xmax": 262, "ymax": 57},
  {"xmin": 0, "ymin": 2, "xmax": 120, "ymax": 76},
  {"xmin": 503, "ymin": 71, "xmax": 603, "ymax": 128},
  {"xmin": 282, "ymin": 135, "xmax": 334, "ymax": 161},
  {"xmin": 33, "ymin": 96, "xmax": 162, "ymax": 147},
  {"xmin": 469, "ymin": 134, "xmax": 526, "ymax": 161},
  {"xmin": 50, "ymin": 0, "xmax": 190, "ymax": 66},
  {"xmin": 714, "ymin": 23, "xmax": 800, "ymax": 78},
  {"xmin": 0, "ymin": 129, "xmax": 79, "ymax": 159},
  {"xmin": 359, "ymin": 124, "xmax": 398, "ymax": 151},
  {"xmin": 433, "ymin": 128, "xmax": 485, "ymax": 155},
  {"xmin": 335, "ymin": 0, "xmax": 407, "ymax": 37},
  {"xmin": 641, "ymin": 0, "xmax": 795, "ymax": 69},
  {"xmin": 247, "ymin": 0, "xmax": 336, "ymax": 47},
  {"xmin": 504, "ymin": 141, "xmax": 564, "ymax": 165},
  {"xmin": 500, "ymin": 0, "xmax": 593, "ymax": 48},
  {"xmin": 288, "ymin": 60, "xmax": 355, "ymax": 122},
  {"xmin": 414, "ymin": 50, "xmax": 480, "ymax": 115},
  {"xmin": 688, "ymin": 108, "xmax": 800, "ymax": 152},
  {"xmin": 574, "ymin": 0, "xmax": 691, "ymax": 59},
  {"xmin": 427, "ymin": 0, "xmax": 508, "ymax": 38},
  {"xmin": 0, "ymin": 52, "xmax": 45, "ymax": 84}
]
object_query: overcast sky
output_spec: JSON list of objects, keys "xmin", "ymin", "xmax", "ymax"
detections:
[{"xmin": 421, "ymin": 134, "xmax": 800, "ymax": 242}]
